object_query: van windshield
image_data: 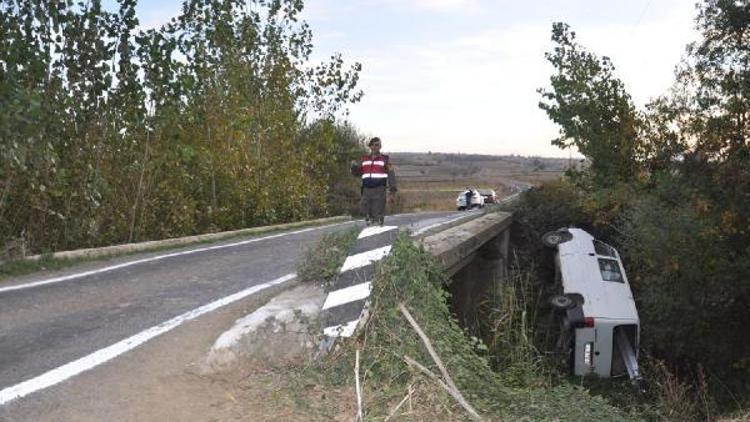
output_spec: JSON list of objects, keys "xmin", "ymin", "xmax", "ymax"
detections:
[
  {"xmin": 593, "ymin": 240, "xmax": 616, "ymax": 257},
  {"xmin": 598, "ymin": 258, "xmax": 624, "ymax": 282}
]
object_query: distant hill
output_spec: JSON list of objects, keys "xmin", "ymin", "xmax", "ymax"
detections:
[
  {"xmin": 389, "ymin": 152, "xmax": 577, "ymax": 183},
  {"xmin": 386, "ymin": 152, "xmax": 577, "ymax": 212}
]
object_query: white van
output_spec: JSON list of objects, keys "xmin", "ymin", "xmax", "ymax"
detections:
[
  {"xmin": 456, "ymin": 189, "xmax": 484, "ymax": 210},
  {"xmin": 542, "ymin": 228, "xmax": 642, "ymax": 381}
]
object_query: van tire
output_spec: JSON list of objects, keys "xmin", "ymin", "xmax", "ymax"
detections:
[
  {"xmin": 542, "ymin": 230, "xmax": 572, "ymax": 247},
  {"xmin": 550, "ymin": 295, "xmax": 574, "ymax": 310}
]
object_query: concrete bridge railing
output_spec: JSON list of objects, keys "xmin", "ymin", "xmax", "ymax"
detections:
[
  {"xmin": 318, "ymin": 210, "xmax": 514, "ymax": 344},
  {"xmin": 422, "ymin": 211, "xmax": 512, "ymax": 276},
  {"xmin": 421, "ymin": 211, "xmax": 514, "ymax": 331}
]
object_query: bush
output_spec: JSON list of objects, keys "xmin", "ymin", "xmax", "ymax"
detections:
[
  {"xmin": 297, "ymin": 229, "xmax": 358, "ymax": 286},
  {"xmin": 618, "ymin": 192, "xmax": 750, "ymax": 398},
  {"xmin": 513, "ymin": 179, "xmax": 590, "ymax": 240}
]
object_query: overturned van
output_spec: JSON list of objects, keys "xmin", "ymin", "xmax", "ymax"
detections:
[{"xmin": 542, "ymin": 228, "xmax": 641, "ymax": 381}]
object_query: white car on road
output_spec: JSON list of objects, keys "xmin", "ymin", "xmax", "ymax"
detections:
[{"xmin": 456, "ymin": 189, "xmax": 484, "ymax": 210}]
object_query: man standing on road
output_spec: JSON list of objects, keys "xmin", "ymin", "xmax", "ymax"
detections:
[{"xmin": 351, "ymin": 137, "xmax": 397, "ymax": 225}]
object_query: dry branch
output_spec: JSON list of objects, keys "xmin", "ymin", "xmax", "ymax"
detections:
[
  {"xmin": 399, "ymin": 303, "xmax": 482, "ymax": 421},
  {"xmin": 403, "ymin": 355, "xmax": 482, "ymax": 421},
  {"xmin": 355, "ymin": 348, "xmax": 363, "ymax": 421},
  {"xmin": 384, "ymin": 391, "xmax": 411, "ymax": 421},
  {"xmin": 398, "ymin": 303, "xmax": 460, "ymax": 392}
]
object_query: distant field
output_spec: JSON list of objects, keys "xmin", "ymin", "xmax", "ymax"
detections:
[{"xmin": 389, "ymin": 152, "xmax": 573, "ymax": 212}]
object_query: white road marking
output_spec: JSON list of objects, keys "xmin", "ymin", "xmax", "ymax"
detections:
[
  {"xmin": 321, "ymin": 282, "xmax": 372, "ymax": 310},
  {"xmin": 339, "ymin": 246, "xmax": 392, "ymax": 273},
  {"xmin": 323, "ymin": 319, "xmax": 360, "ymax": 338},
  {"xmin": 0, "ymin": 273, "xmax": 296, "ymax": 406},
  {"xmin": 357, "ymin": 225, "xmax": 397, "ymax": 239},
  {"xmin": 0, "ymin": 222, "xmax": 352, "ymax": 294},
  {"xmin": 411, "ymin": 213, "xmax": 472, "ymax": 236},
  {"xmin": 500, "ymin": 193, "xmax": 520, "ymax": 203},
  {"xmin": 321, "ymin": 212, "xmax": 470, "ymax": 340}
]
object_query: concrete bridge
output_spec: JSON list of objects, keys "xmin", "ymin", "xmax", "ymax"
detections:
[
  {"xmin": 318, "ymin": 210, "xmax": 514, "ymax": 345},
  {"xmin": 422, "ymin": 211, "xmax": 513, "ymax": 331}
]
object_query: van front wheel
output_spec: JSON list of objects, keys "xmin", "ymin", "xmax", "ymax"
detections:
[{"xmin": 542, "ymin": 230, "xmax": 572, "ymax": 247}]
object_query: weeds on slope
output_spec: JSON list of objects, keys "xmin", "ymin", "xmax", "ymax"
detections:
[
  {"xmin": 297, "ymin": 228, "xmax": 358, "ymax": 287},
  {"xmin": 292, "ymin": 233, "xmax": 631, "ymax": 421}
]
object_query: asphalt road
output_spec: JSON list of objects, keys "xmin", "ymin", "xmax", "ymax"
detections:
[{"xmin": 0, "ymin": 211, "xmax": 469, "ymax": 408}]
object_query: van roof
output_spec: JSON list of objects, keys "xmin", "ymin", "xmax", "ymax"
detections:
[{"xmin": 557, "ymin": 228, "xmax": 639, "ymax": 322}]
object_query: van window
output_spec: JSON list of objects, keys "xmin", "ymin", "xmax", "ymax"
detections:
[
  {"xmin": 598, "ymin": 258, "xmax": 624, "ymax": 282},
  {"xmin": 593, "ymin": 240, "xmax": 616, "ymax": 257}
]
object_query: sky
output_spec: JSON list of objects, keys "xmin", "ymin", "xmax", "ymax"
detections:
[{"xmin": 131, "ymin": 0, "xmax": 701, "ymax": 157}]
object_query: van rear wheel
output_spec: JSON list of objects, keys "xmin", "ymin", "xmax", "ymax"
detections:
[{"xmin": 550, "ymin": 295, "xmax": 574, "ymax": 310}]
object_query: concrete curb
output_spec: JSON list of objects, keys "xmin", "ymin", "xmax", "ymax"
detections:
[
  {"xmin": 25, "ymin": 216, "xmax": 352, "ymax": 262},
  {"xmin": 204, "ymin": 281, "xmax": 326, "ymax": 372}
]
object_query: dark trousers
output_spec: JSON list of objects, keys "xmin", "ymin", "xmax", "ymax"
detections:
[{"xmin": 360, "ymin": 186, "xmax": 386, "ymax": 224}]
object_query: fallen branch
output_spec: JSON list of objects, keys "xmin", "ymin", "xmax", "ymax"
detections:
[
  {"xmin": 403, "ymin": 355, "xmax": 482, "ymax": 421},
  {"xmin": 398, "ymin": 303, "xmax": 460, "ymax": 393},
  {"xmin": 355, "ymin": 348, "xmax": 363, "ymax": 421},
  {"xmin": 399, "ymin": 302, "xmax": 482, "ymax": 421},
  {"xmin": 408, "ymin": 383, "xmax": 413, "ymax": 413},
  {"xmin": 384, "ymin": 390, "xmax": 411, "ymax": 421}
]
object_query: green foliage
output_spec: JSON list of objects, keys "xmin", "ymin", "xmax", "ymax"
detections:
[
  {"xmin": 676, "ymin": 0, "xmax": 750, "ymax": 159},
  {"xmin": 617, "ymin": 180, "xmax": 750, "ymax": 391},
  {"xmin": 537, "ymin": 11, "xmax": 750, "ymax": 412},
  {"xmin": 509, "ymin": 2, "xmax": 750, "ymax": 417},
  {"xmin": 580, "ymin": 354, "xmax": 720, "ymax": 421},
  {"xmin": 297, "ymin": 120, "xmax": 365, "ymax": 217},
  {"xmin": 0, "ymin": 254, "xmax": 76, "ymax": 280},
  {"xmin": 510, "ymin": 181, "xmax": 727, "ymax": 420},
  {"xmin": 297, "ymin": 228, "xmax": 357, "ymax": 286},
  {"xmin": 626, "ymin": 0, "xmax": 750, "ymax": 404},
  {"xmin": 539, "ymin": 22, "xmax": 641, "ymax": 188},
  {"xmin": 515, "ymin": 175, "xmax": 750, "ymax": 412},
  {"xmin": 511, "ymin": 179, "xmax": 592, "ymax": 259},
  {"xmin": 0, "ymin": 0, "xmax": 363, "ymax": 254},
  {"xmin": 353, "ymin": 234, "xmax": 510, "ymax": 413}
]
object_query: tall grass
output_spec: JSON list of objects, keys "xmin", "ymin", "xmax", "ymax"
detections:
[{"xmin": 478, "ymin": 260, "xmax": 550, "ymax": 387}]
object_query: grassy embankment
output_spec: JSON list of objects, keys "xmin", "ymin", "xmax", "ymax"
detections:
[{"xmin": 272, "ymin": 231, "xmax": 632, "ymax": 420}]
